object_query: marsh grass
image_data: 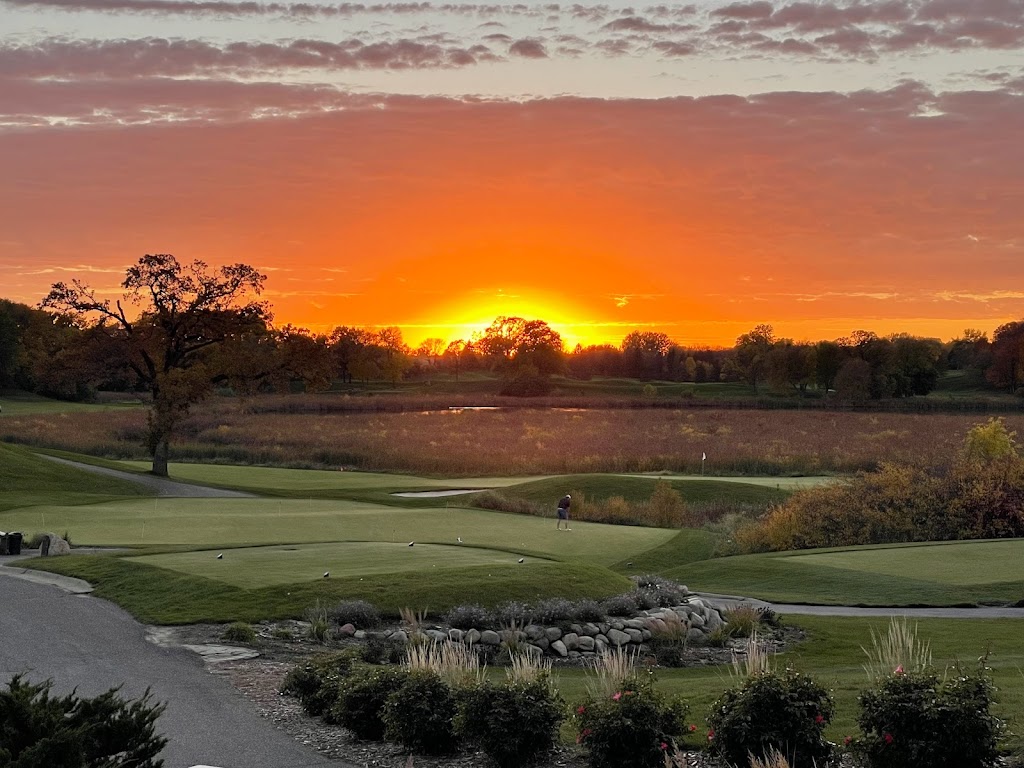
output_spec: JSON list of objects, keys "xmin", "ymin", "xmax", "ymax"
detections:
[
  {"xmin": 862, "ymin": 616, "xmax": 932, "ymax": 681},
  {"xmin": 506, "ymin": 651, "xmax": 552, "ymax": 685},
  {"xmin": 4, "ymin": 399, "xmax": 1014, "ymax": 476},
  {"xmin": 723, "ymin": 605, "xmax": 762, "ymax": 638},
  {"xmin": 747, "ymin": 748, "xmax": 791, "ymax": 768},
  {"xmin": 304, "ymin": 600, "xmax": 330, "ymax": 642}
]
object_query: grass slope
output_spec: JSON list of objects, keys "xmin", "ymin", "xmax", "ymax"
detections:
[
  {"xmin": 0, "ymin": 391, "xmax": 142, "ymax": 415},
  {"xmin": 674, "ymin": 540, "xmax": 1024, "ymax": 606},
  {"xmin": 0, "ymin": 443, "xmax": 152, "ymax": 512},
  {"xmin": 29, "ymin": 555, "xmax": 632, "ymax": 624}
]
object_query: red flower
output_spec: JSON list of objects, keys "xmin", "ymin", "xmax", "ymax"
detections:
[
  {"xmin": 815, "ymin": 714, "xmax": 824, "ymax": 724},
  {"xmin": 689, "ymin": 724, "xmax": 698, "ymax": 733},
  {"xmin": 576, "ymin": 728, "xmax": 593, "ymax": 744},
  {"xmin": 844, "ymin": 737, "xmax": 852, "ymax": 746},
  {"xmin": 660, "ymin": 742, "xmax": 668, "ymax": 751},
  {"xmin": 708, "ymin": 729, "xmax": 715, "ymax": 742},
  {"xmin": 612, "ymin": 692, "xmax": 622, "ymax": 701},
  {"xmin": 577, "ymin": 706, "xmax": 586, "ymax": 715},
  {"xmin": 884, "ymin": 733, "xmax": 894, "ymax": 745},
  {"xmin": 894, "ymin": 665, "xmax": 904, "ymax": 675}
]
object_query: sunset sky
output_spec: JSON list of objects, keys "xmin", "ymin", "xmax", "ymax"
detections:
[{"xmin": 1, "ymin": 0, "xmax": 1023, "ymax": 349}]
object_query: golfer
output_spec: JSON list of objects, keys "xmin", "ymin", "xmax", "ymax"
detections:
[{"xmin": 556, "ymin": 494, "xmax": 572, "ymax": 530}]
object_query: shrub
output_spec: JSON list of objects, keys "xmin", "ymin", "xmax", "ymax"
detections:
[
  {"xmin": 329, "ymin": 599, "xmax": 381, "ymax": 629},
  {"xmin": 534, "ymin": 597, "xmax": 577, "ymax": 624},
  {"xmin": 723, "ymin": 605, "xmax": 761, "ymax": 638},
  {"xmin": 492, "ymin": 601, "xmax": 534, "ymax": 626},
  {"xmin": 631, "ymin": 574, "xmax": 688, "ymax": 607},
  {"xmin": 444, "ymin": 603, "xmax": 491, "ymax": 630},
  {"xmin": 854, "ymin": 667, "xmax": 1003, "ymax": 768},
  {"xmin": 221, "ymin": 621, "xmax": 257, "ymax": 644},
  {"xmin": 332, "ymin": 665, "xmax": 409, "ymax": 741},
  {"xmin": 601, "ymin": 594, "xmax": 638, "ymax": 618},
  {"xmin": 574, "ymin": 675, "xmax": 688, "ymax": 768},
  {"xmin": 571, "ymin": 599, "xmax": 606, "ymax": 622},
  {"xmin": 707, "ymin": 668, "xmax": 834, "ymax": 768},
  {"xmin": 383, "ymin": 670, "xmax": 460, "ymax": 754},
  {"xmin": 0, "ymin": 675, "xmax": 166, "ymax": 768},
  {"xmin": 279, "ymin": 651, "xmax": 358, "ymax": 718},
  {"xmin": 458, "ymin": 677, "xmax": 564, "ymax": 768},
  {"xmin": 360, "ymin": 633, "xmax": 404, "ymax": 665}
]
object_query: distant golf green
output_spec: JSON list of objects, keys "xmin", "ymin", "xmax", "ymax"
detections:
[
  {"xmin": 0, "ymin": 392, "xmax": 141, "ymax": 415},
  {"xmin": 131, "ymin": 542, "xmax": 548, "ymax": 587}
]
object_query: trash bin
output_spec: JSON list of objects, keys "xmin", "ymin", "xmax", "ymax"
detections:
[
  {"xmin": 0, "ymin": 532, "xmax": 8, "ymax": 556},
  {"xmin": 8, "ymin": 532, "xmax": 22, "ymax": 555}
]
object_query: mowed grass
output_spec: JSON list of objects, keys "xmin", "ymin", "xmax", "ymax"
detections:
[
  {"xmin": 9, "ymin": 497, "xmax": 677, "ymax": 565},
  {"xmin": 676, "ymin": 540, "xmax": 1024, "ymax": 606},
  {"xmin": 0, "ymin": 391, "xmax": 142, "ymax": 416},
  {"xmin": 550, "ymin": 615, "xmax": 1024, "ymax": 741},
  {"xmin": 0, "ymin": 442, "xmax": 152, "ymax": 512},
  {"xmin": 131, "ymin": 542, "xmax": 552, "ymax": 588}
]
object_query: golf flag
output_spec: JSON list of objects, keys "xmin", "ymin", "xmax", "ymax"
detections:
[{"xmin": 702, "ymin": 452, "xmax": 707, "ymax": 461}]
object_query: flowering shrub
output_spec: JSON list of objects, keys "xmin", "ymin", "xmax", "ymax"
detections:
[
  {"xmin": 383, "ymin": 670, "xmax": 461, "ymax": 754},
  {"xmin": 707, "ymin": 669, "xmax": 834, "ymax": 768},
  {"xmin": 853, "ymin": 667, "xmax": 1003, "ymax": 768},
  {"xmin": 457, "ymin": 677, "xmax": 565, "ymax": 768},
  {"xmin": 328, "ymin": 599, "xmax": 381, "ymax": 629},
  {"xmin": 574, "ymin": 675, "xmax": 688, "ymax": 768},
  {"xmin": 444, "ymin": 603, "xmax": 491, "ymax": 629}
]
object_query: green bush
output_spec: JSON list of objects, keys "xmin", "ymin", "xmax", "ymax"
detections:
[
  {"xmin": 332, "ymin": 665, "xmax": 410, "ymax": 741},
  {"xmin": 854, "ymin": 668, "xmax": 1003, "ymax": 768},
  {"xmin": 458, "ymin": 678, "xmax": 565, "ymax": 768},
  {"xmin": 383, "ymin": 670, "xmax": 460, "ymax": 755},
  {"xmin": 600, "ymin": 594, "xmax": 638, "ymax": 618},
  {"xmin": 491, "ymin": 601, "xmax": 534, "ymax": 626},
  {"xmin": 574, "ymin": 675, "xmax": 688, "ymax": 768},
  {"xmin": 360, "ymin": 633, "xmax": 404, "ymax": 665},
  {"xmin": 221, "ymin": 621, "xmax": 257, "ymax": 644},
  {"xmin": 279, "ymin": 651, "xmax": 358, "ymax": 718},
  {"xmin": 0, "ymin": 675, "xmax": 166, "ymax": 768},
  {"xmin": 707, "ymin": 669, "xmax": 834, "ymax": 768}
]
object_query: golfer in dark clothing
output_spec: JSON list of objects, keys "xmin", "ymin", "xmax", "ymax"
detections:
[{"xmin": 557, "ymin": 494, "xmax": 572, "ymax": 530}]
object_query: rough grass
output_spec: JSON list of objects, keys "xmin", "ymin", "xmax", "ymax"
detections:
[{"xmin": 673, "ymin": 540, "xmax": 1024, "ymax": 606}]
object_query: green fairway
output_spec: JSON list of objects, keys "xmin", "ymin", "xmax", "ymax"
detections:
[
  {"xmin": 620, "ymin": 474, "xmax": 837, "ymax": 490},
  {"xmin": 676, "ymin": 540, "xmax": 1024, "ymax": 606},
  {"xmin": 130, "ymin": 542, "xmax": 542, "ymax": 587},
  {"xmin": 0, "ymin": 391, "xmax": 142, "ymax": 415},
  {"xmin": 5, "ymin": 497, "xmax": 676, "ymax": 564},
  {"xmin": 791, "ymin": 540, "xmax": 1024, "ymax": 585},
  {"xmin": 117, "ymin": 460, "xmax": 550, "ymax": 496}
]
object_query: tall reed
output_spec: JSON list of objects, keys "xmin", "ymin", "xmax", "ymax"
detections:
[
  {"xmin": 585, "ymin": 646, "xmax": 638, "ymax": 698},
  {"xmin": 862, "ymin": 616, "xmax": 932, "ymax": 681}
]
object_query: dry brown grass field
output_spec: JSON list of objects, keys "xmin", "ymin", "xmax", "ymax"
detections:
[{"xmin": 4, "ymin": 398, "xmax": 1022, "ymax": 475}]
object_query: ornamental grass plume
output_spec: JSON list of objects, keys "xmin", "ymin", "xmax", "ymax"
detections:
[
  {"xmin": 861, "ymin": 616, "xmax": 932, "ymax": 681},
  {"xmin": 506, "ymin": 650, "xmax": 552, "ymax": 686},
  {"xmin": 586, "ymin": 646, "xmax": 639, "ymax": 698},
  {"xmin": 747, "ymin": 747, "xmax": 791, "ymax": 768},
  {"xmin": 729, "ymin": 631, "xmax": 775, "ymax": 680},
  {"xmin": 405, "ymin": 640, "xmax": 485, "ymax": 688}
]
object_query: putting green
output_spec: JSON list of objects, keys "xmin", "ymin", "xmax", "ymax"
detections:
[
  {"xmin": 129, "ymin": 542, "xmax": 539, "ymax": 587},
  {"xmin": 789, "ymin": 540, "xmax": 1024, "ymax": 586},
  {"xmin": 2, "ymin": 497, "xmax": 675, "ymax": 565}
]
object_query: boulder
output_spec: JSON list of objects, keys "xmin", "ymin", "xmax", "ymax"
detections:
[
  {"xmin": 480, "ymin": 630, "xmax": 501, "ymax": 646},
  {"xmin": 689, "ymin": 613, "xmax": 706, "ymax": 629},
  {"xmin": 448, "ymin": 628, "xmax": 464, "ymax": 643},
  {"xmin": 582, "ymin": 623, "xmax": 601, "ymax": 637},
  {"xmin": 533, "ymin": 637, "xmax": 550, "ymax": 652},
  {"xmin": 544, "ymin": 627, "xmax": 563, "ymax": 642},
  {"xmin": 705, "ymin": 610, "xmax": 723, "ymax": 633},
  {"xmin": 426, "ymin": 629, "xmax": 447, "ymax": 643},
  {"xmin": 562, "ymin": 632, "xmax": 580, "ymax": 651},
  {"xmin": 391, "ymin": 630, "xmax": 409, "ymax": 644},
  {"xmin": 337, "ymin": 623, "xmax": 356, "ymax": 638},
  {"xmin": 595, "ymin": 638, "xmax": 608, "ymax": 654},
  {"xmin": 39, "ymin": 534, "xmax": 71, "ymax": 557},
  {"xmin": 354, "ymin": 630, "xmax": 367, "ymax": 640},
  {"xmin": 550, "ymin": 640, "xmax": 568, "ymax": 657},
  {"xmin": 624, "ymin": 628, "xmax": 643, "ymax": 644},
  {"xmin": 525, "ymin": 624, "xmax": 546, "ymax": 641},
  {"xmin": 465, "ymin": 629, "xmax": 481, "ymax": 645},
  {"xmin": 607, "ymin": 628, "xmax": 630, "ymax": 647},
  {"xmin": 578, "ymin": 636, "xmax": 596, "ymax": 652},
  {"xmin": 686, "ymin": 628, "xmax": 705, "ymax": 644},
  {"xmin": 624, "ymin": 619, "xmax": 646, "ymax": 630}
]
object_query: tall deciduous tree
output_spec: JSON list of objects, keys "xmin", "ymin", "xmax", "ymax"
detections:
[
  {"xmin": 42, "ymin": 254, "xmax": 270, "ymax": 476},
  {"xmin": 987, "ymin": 321, "xmax": 1024, "ymax": 394}
]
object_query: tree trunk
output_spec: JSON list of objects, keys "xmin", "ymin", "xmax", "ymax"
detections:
[{"xmin": 151, "ymin": 439, "xmax": 169, "ymax": 477}]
